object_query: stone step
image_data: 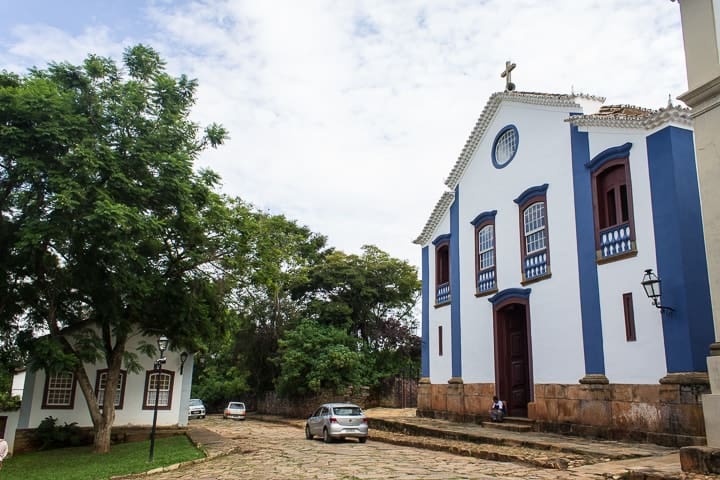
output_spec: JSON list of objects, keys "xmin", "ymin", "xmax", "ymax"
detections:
[{"xmin": 482, "ymin": 420, "xmax": 533, "ymax": 433}]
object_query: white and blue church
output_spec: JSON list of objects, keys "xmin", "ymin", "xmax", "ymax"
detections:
[{"xmin": 413, "ymin": 84, "xmax": 714, "ymax": 446}]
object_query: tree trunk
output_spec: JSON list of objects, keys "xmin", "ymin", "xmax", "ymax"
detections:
[
  {"xmin": 70, "ymin": 334, "xmax": 126, "ymax": 454},
  {"xmin": 93, "ymin": 420, "xmax": 113, "ymax": 454}
]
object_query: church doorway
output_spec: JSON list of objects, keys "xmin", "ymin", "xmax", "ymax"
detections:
[{"xmin": 494, "ymin": 300, "xmax": 532, "ymax": 417}]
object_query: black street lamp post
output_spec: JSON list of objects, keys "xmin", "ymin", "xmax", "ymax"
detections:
[{"xmin": 148, "ymin": 335, "xmax": 169, "ymax": 462}]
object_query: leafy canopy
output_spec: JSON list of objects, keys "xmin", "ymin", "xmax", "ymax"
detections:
[{"xmin": 0, "ymin": 44, "xmax": 235, "ymax": 452}]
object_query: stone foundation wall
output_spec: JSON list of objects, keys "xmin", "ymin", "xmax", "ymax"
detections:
[
  {"xmin": 257, "ymin": 388, "xmax": 371, "ymax": 418},
  {"xmin": 417, "ymin": 379, "xmax": 709, "ymax": 447},
  {"xmin": 12, "ymin": 425, "xmax": 188, "ymax": 454}
]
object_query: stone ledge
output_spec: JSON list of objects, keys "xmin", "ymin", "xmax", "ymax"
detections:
[
  {"xmin": 659, "ymin": 372, "xmax": 709, "ymax": 385},
  {"xmin": 680, "ymin": 446, "xmax": 720, "ymax": 474}
]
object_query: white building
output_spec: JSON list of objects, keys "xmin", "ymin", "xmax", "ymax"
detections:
[
  {"xmin": 1, "ymin": 333, "xmax": 194, "ymax": 454},
  {"xmin": 414, "ymin": 89, "xmax": 714, "ymax": 446}
]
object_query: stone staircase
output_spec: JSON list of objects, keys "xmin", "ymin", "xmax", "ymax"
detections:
[{"xmin": 482, "ymin": 416, "xmax": 535, "ymax": 433}]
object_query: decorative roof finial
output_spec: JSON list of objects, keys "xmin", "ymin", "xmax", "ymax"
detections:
[
  {"xmin": 667, "ymin": 93, "xmax": 673, "ymax": 108},
  {"xmin": 501, "ymin": 61, "xmax": 516, "ymax": 92}
]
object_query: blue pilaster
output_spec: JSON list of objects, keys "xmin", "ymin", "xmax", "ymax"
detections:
[
  {"xmin": 421, "ymin": 246, "xmax": 430, "ymax": 378},
  {"xmin": 570, "ymin": 122, "xmax": 606, "ymax": 375},
  {"xmin": 450, "ymin": 185, "xmax": 462, "ymax": 379},
  {"xmin": 646, "ymin": 126, "xmax": 714, "ymax": 373}
]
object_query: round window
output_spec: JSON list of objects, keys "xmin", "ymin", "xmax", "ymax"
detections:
[{"xmin": 492, "ymin": 125, "xmax": 519, "ymax": 169}]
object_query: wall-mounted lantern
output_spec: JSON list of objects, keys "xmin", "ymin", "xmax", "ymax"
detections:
[
  {"xmin": 641, "ymin": 269, "xmax": 674, "ymax": 312},
  {"xmin": 180, "ymin": 351, "xmax": 188, "ymax": 375}
]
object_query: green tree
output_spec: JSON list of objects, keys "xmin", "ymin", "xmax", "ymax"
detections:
[
  {"xmin": 275, "ymin": 318, "xmax": 364, "ymax": 396},
  {"xmin": 191, "ymin": 209, "xmax": 329, "ymax": 403},
  {"xmin": 286, "ymin": 245, "xmax": 421, "ymax": 395},
  {"xmin": 0, "ymin": 45, "xmax": 237, "ymax": 453}
]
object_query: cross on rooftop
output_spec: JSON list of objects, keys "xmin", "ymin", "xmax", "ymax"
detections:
[{"xmin": 501, "ymin": 61, "xmax": 516, "ymax": 91}]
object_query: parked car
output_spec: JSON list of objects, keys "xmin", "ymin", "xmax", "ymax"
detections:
[
  {"xmin": 188, "ymin": 398, "xmax": 206, "ymax": 419},
  {"xmin": 305, "ymin": 403, "xmax": 368, "ymax": 443},
  {"xmin": 223, "ymin": 401, "xmax": 247, "ymax": 420}
]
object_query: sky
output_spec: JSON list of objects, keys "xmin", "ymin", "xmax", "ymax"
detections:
[{"xmin": 0, "ymin": 0, "xmax": 689, "ymax": 271}]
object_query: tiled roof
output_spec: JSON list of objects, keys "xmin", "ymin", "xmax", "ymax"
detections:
[
  {"xmin": 566, "ymin": 104, "xmax": 692, "ymax": 129},
  {"xmin": 412, "ymin": 191, "xmax": 455, "ymax": 245}
]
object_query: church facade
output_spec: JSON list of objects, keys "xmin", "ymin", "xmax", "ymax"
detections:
[{"xmin": 414, "ymin": 90, "xmax": 714, "ymax": 446}]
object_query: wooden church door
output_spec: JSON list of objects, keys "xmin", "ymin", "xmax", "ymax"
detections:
[{"xmin": 495, "ymin": 302, "xmax": 531, "ymax": 417}]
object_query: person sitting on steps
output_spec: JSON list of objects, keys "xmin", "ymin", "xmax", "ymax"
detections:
[{"xmin": 489, "ymin": 396, "xmax": 506, "ymax": 422}]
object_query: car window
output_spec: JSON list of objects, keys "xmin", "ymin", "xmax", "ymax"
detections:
[
  {"xmin": 332, "ymin": 407, "xmax": 362, "ymax": 416},
  {"xmin": 312, "ymin": 408, "xmax": 323, "ymax": 417},
  {"xmin": 320, "ymin": 407, "xmax": 329, "ymax": 416},
  {"xmin": 189, "ymin": 399, "xmax": 202, "ymax": 406},
  {"xmin": 229, "ymin": 402, "xmax": 245, "ymax": 409}
]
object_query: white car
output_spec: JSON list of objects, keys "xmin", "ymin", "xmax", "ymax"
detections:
[
  {"xmin": 223, "ymin": 401, "xmax": 246, "ymax": 420},
  {"xmin": 305, "ymin": 403, "xmax": 368, "ymax": 443},
  {"xmin": 188, "ymin": 398, "xmax": 206, "ymax": 419}
]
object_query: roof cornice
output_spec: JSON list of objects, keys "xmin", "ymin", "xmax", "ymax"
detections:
[
  {"xmin": 566, "ymin": 105, "xmax": 692, "ymax": 129},
  {"xmin": 413, "ymin": 191, "xmax": 455, "ymax": 245},
  {"xmin": 443, "ymin": 92, "xmax": 594, "ymax": 188}
]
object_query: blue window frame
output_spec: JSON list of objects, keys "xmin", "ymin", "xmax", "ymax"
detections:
[{"xmin": 492, "ymin": 125, "xmax": 519, "ymax": 169}]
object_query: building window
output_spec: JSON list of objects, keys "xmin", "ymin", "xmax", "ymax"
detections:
[
  {"xmin": 438, "ymin": 326, "xmax": 443, "ymax": 356},
  {"xmin": 623, "ymin": 293, "xmax": 637, "ymax": 342},
  {"xmin": 492, "ymin": 125, "xmax": 519, "ymax": 169},
  {"xmin": 514, "ymin": 184, "xmax": 551, "ymax": 283},
  {"xmin": 433, "ymin": 234, "xmax": 451, "ymax": 306},
  {"xmin": 471, "ymin": 210, "xmax": 498, "ymax": 295},
  {"xmin": 95, "ymin": 369, "xmax": 127, "ymax": 409},
  {"xmin": 588, "ymin": 143, "xmax": 636, "ymax": 262},
  {"xmin": 42, "ymin": 371, "xmax": 76, "ymax": 409},
  {"xmin": 142, "ymin": 369, "xmax": 175, "ymax": 410}
]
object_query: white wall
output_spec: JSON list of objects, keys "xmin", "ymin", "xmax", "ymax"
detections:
[
  {"xmin": 456, "ymin": 101, "xmax": 586, "ymax": 385},
  {"xmin": 1, "ymin": 410, "xmax": 19, "ymax": 453},
  {"xmin": 586, "ymin": 129, "xmax": 667, "ymax": 383},
  {"xmin": 21, "ymin": 334, "xmax": 192, "ymax": 429},
  {"xmin": 423, "ymin": 97, "xmax": 672, "ymax": 389},
  {"xmin": 427, "ymin": 209, "xmax": 453, "ymax": 384}
]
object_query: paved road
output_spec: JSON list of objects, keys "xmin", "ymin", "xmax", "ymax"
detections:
[{"xmin": 150, "ymin": 416, "xmax": 686, "ymax": 480}]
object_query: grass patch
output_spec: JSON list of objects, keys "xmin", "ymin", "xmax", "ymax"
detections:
[{"xmin": 2, "ymin": 435, "xmax": 205, "ymax": 480}]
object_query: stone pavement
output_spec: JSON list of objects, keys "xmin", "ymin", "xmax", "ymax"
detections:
[
  {"xmin": 245, "ymin": 408, "xmax": 720, "ymax": 480},
  {"xmin": 132, "ymin": 409, "xmax": 720, "ymax": 479}
]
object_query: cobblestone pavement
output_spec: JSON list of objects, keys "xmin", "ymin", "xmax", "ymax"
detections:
[{"xmin": 135, "ymin": 414, "xmax": 720, "ymax": 480}]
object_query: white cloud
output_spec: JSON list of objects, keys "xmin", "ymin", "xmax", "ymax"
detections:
[
  {"xmin": 0, "ymin": 0, "xmax": 688, "ymax": 268},
  {"xmin": 1, "ymin": 24, "xmax": 127, "ymax": 68}
]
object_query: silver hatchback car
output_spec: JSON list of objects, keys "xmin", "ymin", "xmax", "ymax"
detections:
[{"xmin": 305, "ymin": 403, "xmax": 368, "ymax": 443}]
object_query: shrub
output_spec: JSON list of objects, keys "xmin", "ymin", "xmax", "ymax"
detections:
[
  {"xmin": 0, "ymin": 392, "xmax": 21, "ymax": 411},
  {"xmin": 34, "ymin": 416, "xmax": 84, "ymax": 450}
]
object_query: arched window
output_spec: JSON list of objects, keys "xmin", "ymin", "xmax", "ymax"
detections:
[
  {"xmin": 433, "ymin": 234, "xmax": 451, "ymax": 306},
  {"xmin": 143, "ymin": 369, "xmax": 175, "ymax": 410},
  {"xmin": 592, "ymin": 158, "xmax": 636, "ymax": 261},
  {"xmin": 436, "ymin": 243, "xmax": 449, "ymax": 285},
  {"xmin": 587, "ymin": 143, "xmax": 636, "ymax": 262},
  {"xmin": 471, "ymin": 210, "xmax": 498, "ymax": 295},
  {"xmin": 514, "ymin": 184, "xmax": 551, "ymax": 283},
  {"xmin": 95, "ymin": 369, "xmax": 127, "ymax": 409}
]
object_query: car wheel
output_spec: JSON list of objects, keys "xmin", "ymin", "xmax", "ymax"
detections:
[
  {"xmin": 223, "ymin": 415, "xmax": 227, "ymax": 419},
  {"xmin": 201, "ymin": 415, "xmax": 205, "ymax": 419},
  {"xmin": 358, "ymin": 437, "xmax": 367, "ymax": 444},
  {"xmin": 305, "ymin": 425, "xmax": 313, "ymax": 440},
  {"xmin": 323, "ymin": 428, "xmax": 332, "ymax": 443}
]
